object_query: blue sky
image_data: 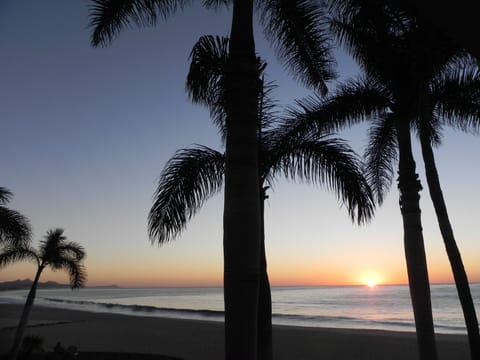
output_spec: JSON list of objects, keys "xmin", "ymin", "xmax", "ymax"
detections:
[{"xmin": 1, "ymin": 0, "xmax": 479, "ymax": 287}]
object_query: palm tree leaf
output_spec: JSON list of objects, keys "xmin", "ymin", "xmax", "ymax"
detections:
[
  {"xmin": 148, "ymin": 145, "xmax": 225, "ymax": 244},
  {"xmin": 329, "ymin": 0, "xmax": 414, "ymax": 82},
  {"xmin": 364, "ymin": 115, "xmax": 398, "ymax": 204},
  {"xmin": 202, "ymin": 0, "xmax": 230, "ymax": 9},
  {"xmin": 277, "ymin": 77, "xmax": 390, "ymax": 143},
  {"xmin": 431, "ymin": 57, "xmax": 480, "ymax": 134},
  {"xmin": 259, "ymin": 78, "xmax": 280, "ymax": 132},
  {"xmin": 57, "ymin": 242, "xmax": 87, "ymax": 262},
  {"xmin": 0, "ymin": 245, "xmax": 39, "ymax": 268},
  {"xmin": 186, "ymin": 35, "xmax": 229, "ymax": 134},
  {"xmin": 89, "ymin": 0, "xmax": 192, "ymax": 46},
  {"xmin": 266, "ymin": 132, "xmax": 375, "ymax": 224},
  {"xmin": 258, "ymin": 0, "xmax": 336, "ymax": 93},
  {"xmin": 0, "ymin": 187, "xmax": 13, "ymax": 205},
  {"xmin": 54, "ymin": 258, "xmax": 87, "ymax": 289},
  {"xmin": 0, "ymin": 207, "xmax": 32, "ymax": 246}
]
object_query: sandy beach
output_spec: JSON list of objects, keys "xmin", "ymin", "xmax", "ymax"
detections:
[{"xmin": 0, "ymin": 304, "xmax": 469, "ymax": 360}]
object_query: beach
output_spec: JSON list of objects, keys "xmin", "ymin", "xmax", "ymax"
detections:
[{"xmin": 0, "ymin": 304, "xmax": 470, "ymax": 360}]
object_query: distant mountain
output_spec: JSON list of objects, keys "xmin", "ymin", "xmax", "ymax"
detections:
[
  {"xmin": 0, "ymin": 279, "xmax": 120, "ymax": 291},
  {"xmin": 0, "ymin": 279, "xmax": 70, "ymax": 291}
]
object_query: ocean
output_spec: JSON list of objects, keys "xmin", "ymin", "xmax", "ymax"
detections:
[{"xmin": 1, "ymin": 284, "xmax": 479, "ymax": 334}]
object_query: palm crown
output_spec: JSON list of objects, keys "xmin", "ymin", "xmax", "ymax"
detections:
[
  {"xmin": 148, "ymin": 34, "xmax": 374, "ymax": 244},
  {"xmin": 0, "ymin": 228, "xmax": 87, "ymax": 289}
]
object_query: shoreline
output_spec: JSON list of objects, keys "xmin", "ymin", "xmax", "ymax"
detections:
[{"xmin": 0, "ymin": 304, "xmax": 470, "ymax": 360}]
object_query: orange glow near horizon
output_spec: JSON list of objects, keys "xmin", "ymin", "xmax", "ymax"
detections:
[{"xmin": 1, "ymin": 256, "xmax": 479, "ymax": 288}]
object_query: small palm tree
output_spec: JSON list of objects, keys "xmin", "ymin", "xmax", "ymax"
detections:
[
  {"xmin": 0, "ymin": 187, "xmax": 31, "ymax": 246},
  {"xmin": 0, "ymin": 228, "xmax": 87, "ymax": 360}
]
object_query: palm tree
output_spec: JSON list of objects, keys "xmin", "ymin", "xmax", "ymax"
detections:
[
  {"xmin": 0, "ymin": 228, "xmax": 87, "ymax": 360},
  {"xmin": 279, "ymin": 2, "xmax": 475, "ymax": 358},
  {"xmin": 416, "ymin": 56, "xmax": 480, "ymax": 359},
  {"xmin": 148, "ymin": 118, "xmax": 374, "ymax": 360},
  {"xmin": 329, "ymin": 5, "xmax": 480, "ymax": 358},
  {"xmin": 0, "ymin": 187, "xmax": 31, "ymax": 246},
  {"xmin": 88, "ymin": 2, "xmax": 335, "ymax": 357},
  {"xmin": 168, "ymin": 34, "xmax": 372, "ymax": 359}
]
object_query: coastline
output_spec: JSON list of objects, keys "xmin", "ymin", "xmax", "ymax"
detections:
[{"xmin": 0, "ymin": 304, "xmax": 469, "ymax": 360}]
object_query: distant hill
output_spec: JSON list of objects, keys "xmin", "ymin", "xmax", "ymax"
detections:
[
  {"xmin": 0, "ymin": 279, "xmax": 69, "ymax": 291},
  {"xmin": 0, "ymin": 279, "xmax": 120, "ymax": 291}
]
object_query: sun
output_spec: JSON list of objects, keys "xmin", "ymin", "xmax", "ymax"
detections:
[{"xmin": 366, "ymin": 279, "xmax": 377, "ymax": 288}]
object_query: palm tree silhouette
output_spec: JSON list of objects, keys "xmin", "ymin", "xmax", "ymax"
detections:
[
  {"xmin": 0, "ymin": 228, "xmax": 87, "ymax": 360},
  {"xmin": 355, "ymin": 56, "xmax": 480, "ymax": 360},
  {"xmin": 149, "ymin": 35, "xmax": 374, "ymax": 360},
  {"xmin": 281, "ymin": 2, "xmax": 478, "ymax": 358},
  {"xmin": 0, "ymin": 187, "xmax": 31, "ymax": 246},
  {"xmin": 88, "ymin": 2, "xmax": 335, "ymax": 357},
  {"xmin": 415, "ymin": 56, "xmax": 480, "ymax": 359}
]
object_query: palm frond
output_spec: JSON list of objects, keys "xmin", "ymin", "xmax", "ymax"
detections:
[
  {"xmin": 364, "ymin": 115, "xmax": 398, "ymax": 204},
  {"xmin": 89, "ymin": 0, "xmax": 191, "ymax": 46},
  {"xmin": 148, "ymin": 145, "xmax": 225, "ymax": 244},
  {"xmin": 277, "ymin": 77, "xmax": 390, "ymax": 143},
  {"xmin": 431, "ymin": 57, "xmax": 480, "ymax": 134},
  {"xmin": 259, "ymin": 78, "xmax": 280, "ymax": 132},
  {"xmin": 0, "ymin": 187, "xmax": 13, "ymax": 205},
  {"xmin": 186, "ymin": 35, "xmax": 229, "ymax": 134},
  {"xmin": 54, "ymin": 258, "xmax": 87, "ymax": 289},
  {"xmin": 0, "ymin": 206, "xmax": 32, "ymax": 246},
  {"xmin": 258, "ymin": 0, "xmax": 336, "ymax": 93},
  {"xmin": 267, "ymin": 132, "xmax": 375, "ymax": 224},
  {"xmin": 202, "ymin": 0, "xmax": 230, "ymax": 9},
  {"xmin": 0, "ymin": 245, "xmax": 39, "ymax": 268},
  {"xmin": 329, "ymin": 0, "xmax": 423, "ymax": 90},
  {"xmin": 57, "ymin": 242, "xmax": 87, "ymax": 262}
]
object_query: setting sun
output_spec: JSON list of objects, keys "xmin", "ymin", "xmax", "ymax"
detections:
[{"xmin": 357, "ymin": 272, "xmax": 383, "ymax": 288}]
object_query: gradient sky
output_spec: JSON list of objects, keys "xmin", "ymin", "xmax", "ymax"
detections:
[{"xmin": 1, "ymin": 1, "xmax": 479, "ymax": 287}]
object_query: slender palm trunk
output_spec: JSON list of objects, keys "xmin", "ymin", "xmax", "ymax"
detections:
[
  {"xmin": 9, "ymin": 266, "xmax": 43, "ymax": 360},
  {"xmin": 420, "ymin": 134, "xmax": 480, "ymax": 360},
  {"xmin": 258, "ymin": 190, "xmax": 273, "ymax": 360},
  {"xmin": 223, "ymin": 1, "xmax": 261, "ymax": 359},
  {"xmin": 396, "ymin": 120, "xmax": 437, "ymax": 360}
]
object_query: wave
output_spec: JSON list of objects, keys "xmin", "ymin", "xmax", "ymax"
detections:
[
  {"xmin": 35, "ymin": 296, "xmax": 467, "ymax": 334},
  {"xmin": 41, "ymin": 297, "xmax": 223, "ymax": 319}
]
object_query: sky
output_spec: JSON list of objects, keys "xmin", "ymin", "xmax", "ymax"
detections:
[{"xmin": 1, "ymin": 1, "xmax": 479, "ymax": 288}]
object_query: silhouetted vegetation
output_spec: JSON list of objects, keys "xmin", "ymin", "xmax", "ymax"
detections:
[
  {"xmin": 149, "ymin": 34, "xmax": 375, "ymax": 360},
  {"xmin": 0, "ymin": 229, "xmax": 87, "ymax": 360},
  {"xmin": 88, "ymin": 1, "xmax": 337, "ymax": 358},
  {"xmin": 85, "ymin": 1, "xmax": 480, "ymax": 360},
  {"xmin": 277, "ymin": 1, "xmax": 480, "ymax": 359},
  {"xmin": 0, "ymin": 188, "xmax": 31, "ymax": 247}
]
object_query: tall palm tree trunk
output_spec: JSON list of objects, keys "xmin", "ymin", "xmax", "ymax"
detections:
[
  {"xmin": 9, "ymin": 266, "xmax": 43, "ymax": 360},
  {"xmin": 396, "ymin": 120, "xmax": 438, "ymax": 360},
  {"xmin": 223, "ymin": 1, "xmax": 261, "ymax": 359},
  {"xmin": 420, "ymin": 134, "xmax": 480, "ymax": 360},
  {"xmin": 258, "ymin": 190, "xmax": 273, "ymax": 360}
]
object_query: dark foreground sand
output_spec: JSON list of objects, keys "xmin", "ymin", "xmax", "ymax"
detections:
[{"xmin": 0, "ymin": 304, "xmax": 469, "ymax": 360}]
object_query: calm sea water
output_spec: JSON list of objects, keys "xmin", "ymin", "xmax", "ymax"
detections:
[{"xmin": 1, "ymin": 284, "xmax": 479, "ymax": 334}]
